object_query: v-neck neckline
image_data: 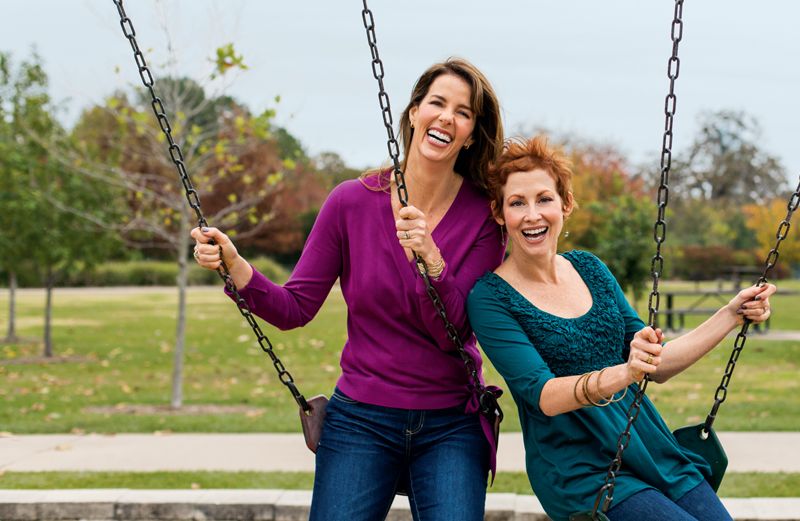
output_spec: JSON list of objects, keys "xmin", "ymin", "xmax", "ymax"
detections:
[{"xmin": 381, "ymin": 176, "xmax": 468, "ymax": 270}]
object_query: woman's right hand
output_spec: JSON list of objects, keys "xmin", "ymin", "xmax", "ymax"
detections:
[
  {"xmin": 627, "ymin": 326, "xmax": 664, "ymax": 383},
  {"xmin": 190, "ymin": 226, "xmax": 241, "ymax": 271}
]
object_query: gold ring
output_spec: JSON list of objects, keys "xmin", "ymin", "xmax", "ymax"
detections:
[
  {"xmin": 193, "ymin": 249, "xmax": 199, "ymax": 259},
  {"xmin": 646, "ymin": 355, "xmax": 654, "ymax": 365}
]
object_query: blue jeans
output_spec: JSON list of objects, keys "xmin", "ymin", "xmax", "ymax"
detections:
[
  {"xmin": 309, "ymin": 388, "xmax": 489, "ymax": 521},
  {"xmin": 607, "ymin": 480, "xmax": 732, "ymax": 521}
]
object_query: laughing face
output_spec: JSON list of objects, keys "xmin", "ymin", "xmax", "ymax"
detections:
[
  {"xmin": 408, "ymin": 73, "xmax": 475, "ymax": 166},
  {"xmin": 496, "ymin": 169, "xmax": 573, "ymax": 258}
]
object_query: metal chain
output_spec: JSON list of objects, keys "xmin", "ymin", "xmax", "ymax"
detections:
[
  {"xmin": 360, "ymin": 0, "xmax": 499, "ymax": 418},
  {"xmin": 111, "ymin": 0, "xmax": 310, "ymax": 413},
  {"xmin": 702, "ymin": 175, "xmax": 800, "ymax": 434},
  {"xmin": 591, "ymin": 2, "xmax": 684, "ymax": 516}
]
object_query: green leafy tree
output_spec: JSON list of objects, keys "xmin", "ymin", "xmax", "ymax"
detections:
[
  {"xmin": 0, "ymin": 50, "xmax": 24, "ymax": 343},
  {"xmin": 68, "ymin": 89, "xmax": 284, "ymax": 407},
  {"xmin": 0, "ymin": 51, "xmax": 121, "ymax": 355},
  {"xmin": 592, "ymin": 194, "xmax": 653, "ymax": 310},
  {"xmin": 59, "ymin": 45, "xmax": 322, "ymax": 407}
]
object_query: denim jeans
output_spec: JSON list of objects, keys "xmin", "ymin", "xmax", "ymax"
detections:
[
  {"xmin": 308, "ymin": 388, "xmax": 489, "ymax": 521},
  {"xmin": 607, "ymin": 480, "xmax": 732, "ymax": 521}
]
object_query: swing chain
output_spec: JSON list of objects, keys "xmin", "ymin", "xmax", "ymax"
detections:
[
  {"xmin": 703, "ymin": 175, "xmax": 800, "ymax": 434},
  {"xmin": 360, "ymin": 0, "xmax": 493, "ymax": 410},
  {"xmin": 592, "ymin": 1, "xmax": 684, "ymax": 517},
  {"xmin": 360, "ymin": 3, "xmax": 405, "ymax": 202},
  {"xmin": 111, "ymin": 0, "xmax": 310, "ymax": 413}
]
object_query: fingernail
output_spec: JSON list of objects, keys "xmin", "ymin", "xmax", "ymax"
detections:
[{"xmin": 201, "ymin": 227, "xmax": 209, "ymax": 233}]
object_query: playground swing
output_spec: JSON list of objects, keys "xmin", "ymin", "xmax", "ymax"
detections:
[
  {"xmin": 111, "ymin": 0, "xmax": 800, "ymax": 516},
  {"xmin": 572, "ymin": 2, "xmax": 800, "ymax": 519},
  {"xmin": 110, "ymin": 0, "xmax": 503, "ymax": 458}
]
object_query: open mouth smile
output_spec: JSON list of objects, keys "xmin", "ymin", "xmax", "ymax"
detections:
[
  {"xmin": 426, "ymin": 128, "xmax": 452, "ymax": 146},
  {"xmin": 521, "ymin": 226, "xmax": 548, "ymax": 242}
]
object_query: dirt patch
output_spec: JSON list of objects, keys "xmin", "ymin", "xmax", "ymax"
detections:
[{"xmin": 83, "ymin": 404, "xmax": 264, "ymax": 416}]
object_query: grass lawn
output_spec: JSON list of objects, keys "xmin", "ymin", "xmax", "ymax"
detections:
[
  {"xmin": 1, "ymin": 470, "xmax": 798, "ymax": 498},
  {"xmin": 0, "ymin": 279, "xmax": 798, "ymax": 433}
]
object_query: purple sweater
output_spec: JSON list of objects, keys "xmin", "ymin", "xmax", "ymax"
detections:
[{"xmin": 231, "ymin": 173, "xmax": 505, "ymax": 409}]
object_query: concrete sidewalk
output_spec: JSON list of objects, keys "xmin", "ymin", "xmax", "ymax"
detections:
[
  {"xmin": 3, "ymin": 432, "xmax": 800, "ymax": 520},
  {"xmin": 2, "ymin": 432, "xmax": 800, "ymax": 473}
]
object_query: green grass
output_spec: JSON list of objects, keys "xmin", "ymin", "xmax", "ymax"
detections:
[
  {"xmin": 1, "ymin": 470, "xmax": 798, "ymax": 497},
  {"xmin": 0, "ymin": 281, "xmax": 798, "ymax": 433}
]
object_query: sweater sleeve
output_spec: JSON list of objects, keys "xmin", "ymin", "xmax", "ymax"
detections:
[
  {"xmin": 414, "ymin": 214, "xmax": 504, "ymax": 351},
  {"xmin": 467, "ymin": 280, "xmax": 554, "ymax": 415},
  {"xmin": 225, "ymin": 184, "xmax": 344, "ymax": 330}
]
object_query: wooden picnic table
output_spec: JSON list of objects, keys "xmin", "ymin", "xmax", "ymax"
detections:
[
  {"xmin": 658, "ymin": 287, "xmax": 794, "ymax": 331},
  {"xmin": 660, "ymin": 289, "xmax": 736, "ymax": 331}
]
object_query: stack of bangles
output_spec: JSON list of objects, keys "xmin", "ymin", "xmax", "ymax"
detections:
[
  {"xmin": 418, "ymin": 252, "xmax": 445, "ymax": 280},
  {"xmin": 573, "ymin": 367, "xmax": 627, "ymax": 407}
]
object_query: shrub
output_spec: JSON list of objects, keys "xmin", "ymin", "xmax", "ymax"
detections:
[
  {"xmin": 671, "ymin": 246, "xmax": 736, "ymax": 281},
  {"xmin": 3, "ymin": 257, "xmax": 291, "ymax": 288}
]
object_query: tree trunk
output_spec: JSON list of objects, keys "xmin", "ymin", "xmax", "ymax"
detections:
[
  {"xmin": 4, "ymin": 271, "xmax": 19, "ymax": 343},
  {"xmin": 170, "ymin": 211, "xmax": 191, "ymax": 409},
  {"xmin": 43, "ymin": 268, "xmax": 55, "ymax": 358}
]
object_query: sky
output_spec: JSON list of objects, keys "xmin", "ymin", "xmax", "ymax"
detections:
[{"xmin": 2, "ymin": 1, "xmax": 798, "ymax": 182}]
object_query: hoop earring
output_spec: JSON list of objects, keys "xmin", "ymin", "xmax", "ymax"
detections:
[{"xmin": 463, "ymin": 143, "xmax": 471, "ymax": 150}]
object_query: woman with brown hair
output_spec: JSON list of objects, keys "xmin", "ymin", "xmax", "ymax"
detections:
[{"xmin": 192, "ymin": 58, "xmax": 504, "ymax": 520}]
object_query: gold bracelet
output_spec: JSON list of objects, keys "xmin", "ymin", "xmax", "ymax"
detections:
[
  {"xmin": 418, "ymin": 250, "xmax": 446, "ymax": 279},
  {"xmin": 428, "ymin": 259, "xmax": 445, "ymax": 279},
  {"xmin": 584, "ymin": 370, "xmax": 611, "ymax": 407},
  {"xmin": 595, "ymin": 367, "xmax": 627, "ymax": 404},
  {"xmin": 605, "ymin": 385, "xmax": 628, "ymax": 404},
  {"xmin": 573, "ymin": 372, "xmax": 591, "ymax": 407},
  {"xmin": 594, "ymin": 367, "xmax": 610, "ymax": 401}
]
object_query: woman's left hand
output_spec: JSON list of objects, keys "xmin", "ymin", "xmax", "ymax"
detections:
[
  {"xmin": 396, "ymin": 205, "xmax": 438, "ymax": 261},
  {"xmin": 727, "ymin": 283, "xmax": 777, "ymax": 323}
]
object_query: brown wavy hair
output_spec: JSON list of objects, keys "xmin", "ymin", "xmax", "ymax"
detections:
[{"xmin": 363, "ymin": 58, "xmax": 503, "ymax": 194}]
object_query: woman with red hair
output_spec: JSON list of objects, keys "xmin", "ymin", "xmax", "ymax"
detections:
[{"xmin": 468, "ymin": 135, "xmax": 775, "ymax": 521}]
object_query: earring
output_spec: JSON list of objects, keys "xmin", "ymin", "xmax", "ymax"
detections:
[
  {"xmin": 563, "ymin": 230, "xmax": 570, "ymax": 238},
  {"xmin": 464, "ymin": 142, "xmax": 471, "ymax": 150}
]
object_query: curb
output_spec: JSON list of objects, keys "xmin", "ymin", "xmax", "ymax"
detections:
[{"xmin": 1, "ymin": 490, "xmax": 800, "ymax": 520}]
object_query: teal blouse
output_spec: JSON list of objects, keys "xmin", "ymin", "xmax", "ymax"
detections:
[{"xmin": 467, "ymin": 250, "xmax": 710, "ymax": 521}]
